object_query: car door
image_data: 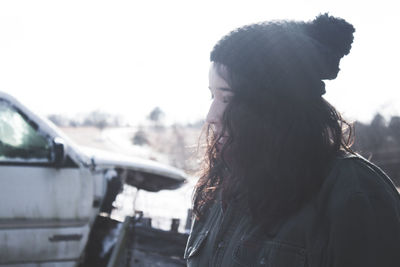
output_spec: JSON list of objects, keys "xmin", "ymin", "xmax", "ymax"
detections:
[{"xmin": 0, "ymin": 98, "xmax": 93, "ymax": 265}]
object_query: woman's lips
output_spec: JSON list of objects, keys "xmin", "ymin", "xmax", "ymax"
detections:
[
  {"xmin": 216, "ymin": 136, "xmax": 228, "ymax": 150},
  {"xmin": 218, "ymin": 136, "xmax": 228, "ymax": 143}
]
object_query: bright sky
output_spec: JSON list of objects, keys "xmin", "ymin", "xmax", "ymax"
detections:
[{"xmin": 0, "ymin": 0, "xmax": 399, "ymax": 125}]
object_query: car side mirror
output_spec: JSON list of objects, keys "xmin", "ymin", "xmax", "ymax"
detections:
[{"xmin": 52, "ymin": 137, "xmax": 66, "ymax": 168}]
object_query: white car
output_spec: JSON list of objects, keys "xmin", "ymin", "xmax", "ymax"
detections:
[{"xmin": 0, "ymin": 91, "xmax": 187, "ymax": 266}]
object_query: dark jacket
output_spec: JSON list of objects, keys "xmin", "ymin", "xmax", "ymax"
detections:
[{"xmin": 185, "ymin": 154, "xmax": 400, "ymax": 266}]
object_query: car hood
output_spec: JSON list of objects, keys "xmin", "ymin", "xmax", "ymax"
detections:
[{"xmin": 79, "ymin": 146, "xmax": 187, "ymax": 191}]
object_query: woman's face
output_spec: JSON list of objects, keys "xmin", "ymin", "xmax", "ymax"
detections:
[{"xmin": 207, "ymin": 63, "xmax": 234, "ymax": 147}]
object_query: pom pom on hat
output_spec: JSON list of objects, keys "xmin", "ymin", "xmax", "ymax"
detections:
[{"xmin": 306, "ymin": 13, "xmax": 355, "ymax": 57}]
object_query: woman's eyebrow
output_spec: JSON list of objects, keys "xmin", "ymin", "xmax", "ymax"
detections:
[
  {"xmin": 209, "ymin": 86, "xmax": 233, "ymax": 92},
  {"xmin": 218, "ymin": 87, "xmax": 233, "ymax": 92}
]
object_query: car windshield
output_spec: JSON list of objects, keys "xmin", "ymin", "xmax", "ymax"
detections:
[{"xmin": 0, "ymin": 99, "xmax": 51, "ymax": 162}]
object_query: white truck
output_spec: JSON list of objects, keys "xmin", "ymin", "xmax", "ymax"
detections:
[{"xmin": 0, "ymin": 91, "xmax": 187, "ymax": 266}]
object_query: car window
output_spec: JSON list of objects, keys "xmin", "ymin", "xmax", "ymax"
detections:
[{"xmin": 0, "ymin": 99, "xmax": 51, "ymax": 162}]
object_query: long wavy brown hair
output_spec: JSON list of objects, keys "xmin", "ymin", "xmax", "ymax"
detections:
[{"xmin": 193, "ymin": 62, "xmax": 354, "ymax": 230}]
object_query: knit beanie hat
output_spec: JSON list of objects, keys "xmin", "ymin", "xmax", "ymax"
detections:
[{"xmin": 210, "ymin": 14, "xmax": 355, "ymax": 98}]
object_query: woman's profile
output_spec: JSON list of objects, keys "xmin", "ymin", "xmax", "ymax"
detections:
[{"xmin": 185, "ymin": 14, "xmax": 400, "ymax": 267}]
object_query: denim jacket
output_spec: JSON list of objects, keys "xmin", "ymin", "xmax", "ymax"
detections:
[{"xmin": 184, "ymin": 155, "xmax": 400, "ymax": 267}]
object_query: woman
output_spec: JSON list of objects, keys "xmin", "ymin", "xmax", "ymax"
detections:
[{"xmin": 185, "ymin": 14, "xmax": 400, "ymax": 267}]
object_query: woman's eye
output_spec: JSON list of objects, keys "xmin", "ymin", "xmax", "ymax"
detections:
[
  {"xmin": 222, "ymin": 96, "xmax": 231, "ymax": 103},
  {"xmin": 210, "ymin": 93, "xmax": 214, "ymax": 100}
]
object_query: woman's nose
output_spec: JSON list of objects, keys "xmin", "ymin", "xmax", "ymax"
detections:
[{"xmin": 206, "ymin": 101, "xmax": 219, "ymax": 125}]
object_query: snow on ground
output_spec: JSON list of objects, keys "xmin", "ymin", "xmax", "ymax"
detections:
[
  {"xmin": 110, "ymin": 179, "xmax": 195, "ymax": 233},
  {"xmin": 101, "ymin": 127, "xmax": 170, "ymax": 163},
  {"xmin": 61, "ymin": 126, "xmax": 167, "ymax": 162},
  {"xmin": 134, "ymin": 180, "xmax": 195, "ymax": 233}
]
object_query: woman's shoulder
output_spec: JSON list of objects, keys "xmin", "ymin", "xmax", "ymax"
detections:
[
  {"xmin": 317, "ymin": 152, "xmax": 400, "ymax": 213},
  {"xmin": 323, "ymin": 152, "xmax": 398, "ymax": 194},
  {"xmin": 310, "ymin": 153, "xmax": 400, "ymax": 266}
]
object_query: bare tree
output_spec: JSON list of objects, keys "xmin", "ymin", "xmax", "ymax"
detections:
[{"xmin": 132, "ymin": 126, "xmax": 149, "ymax": 146}]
